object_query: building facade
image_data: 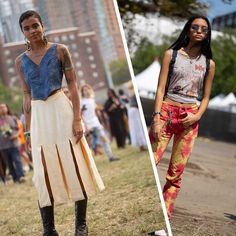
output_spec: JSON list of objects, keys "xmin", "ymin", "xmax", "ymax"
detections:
[
  {"xmin": 212, "ymin": 11, "xmax": 236, "ymax": 31},
  {"xmin": 0, "ymin": 0, "xmax": 34, "ymax": 43},
  {"xmin": 0, "ymin": 0, "xmax": 127, "ymax": 90}
]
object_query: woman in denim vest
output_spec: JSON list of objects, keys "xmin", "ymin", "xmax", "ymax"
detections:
[
  {"xmin": 15, "ymin": 10, "xmax": 104, "ymax": 236},
  {"xmin": 151, "ymin": 15, "xmax": 215, "ymax": 219}
]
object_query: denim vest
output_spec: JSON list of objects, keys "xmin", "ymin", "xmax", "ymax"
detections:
[{"xmin": 20, "ymin": 44, "xmax": 63, "ymax": 100}]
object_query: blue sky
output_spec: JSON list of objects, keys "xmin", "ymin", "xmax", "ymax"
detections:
[{"xmin": 202, "ymin": 0, "xmax": 236, "ymax": 21}]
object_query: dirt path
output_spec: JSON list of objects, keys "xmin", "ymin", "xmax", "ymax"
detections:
[{"xmin": 157, "ymin": 138, "xmax": 236, "ymax": 235}]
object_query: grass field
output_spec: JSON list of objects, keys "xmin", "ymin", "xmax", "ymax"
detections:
[{"xmin": 0, "ymin": 143, "xmax": 167, "ymax": 236}]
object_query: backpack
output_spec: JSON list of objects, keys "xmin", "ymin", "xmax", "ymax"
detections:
[{"xmin": 164, "ymin": 49, "xmax": 210, "ymax": 101}]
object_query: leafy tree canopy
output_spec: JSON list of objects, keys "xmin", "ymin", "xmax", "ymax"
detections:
[
  {"xmin": 109, "ymin": 59, "xmax": 132, "ymax": 85},
  {"xmin": 117, "ymin": 0, "xmax": 233, "ymax": 48},
  {"xmin": 0, "ymin": 82, "xmax": 23, "ymax": 114},
  {"xmin": 118, "ymin": 0, "xmax": 208, "ymax": 20}
]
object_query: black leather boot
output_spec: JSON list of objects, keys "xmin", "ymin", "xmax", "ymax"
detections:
[
  {"xmin": 39, "ymin": 203, "xmax": 59, "ymax": 236},
  {"xmin": 75, "ymin": 198, "xmax": 88, "ymax": 236}
]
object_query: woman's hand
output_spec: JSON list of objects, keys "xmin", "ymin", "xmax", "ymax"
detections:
[
  {"xmin": 73, "ymin": 119, "xmax": 83, "ymax": 143},
  {"xmin": 181, "ymin": 112, "xmax": 200, "ymax": 127},
  {"xmin": 152, "ymin": 122, "xmax": 163, "ymax": 142}
]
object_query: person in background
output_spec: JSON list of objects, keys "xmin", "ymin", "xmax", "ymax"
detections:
[
  {"xmin": 104, "ymin": 89, "xmax": 127, "ymax": 149},
  {"xmin": 0, "ymin": 103, "xmax": 25, "ymax": 183},
  {"xmin": 80, "ymin": 84, "xmax": 119, "ymax": 162},
  {"xmin": 0, "ymin": 152, "xmax": 7, "ymax": 183},
  {"xmin": 119, "ymin": 88, "xmax": 132, "ymax": 144},
  {"xmin": 127, "ymin": 83, "xmax": 147, "ymax": 151},
  {"xmin": 16, "ymin": 116, "xmax": 33, "ymax": 171},
  {"xmin": 118, "ymin": 88, "xmax": 129, "ymax": 105},
  {"xmin": 15, "ymin": 10, "xmax": 104, "ymax": 236}
]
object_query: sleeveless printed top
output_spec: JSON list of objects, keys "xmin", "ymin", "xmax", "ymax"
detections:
[
  {"xmin": 167, "ymin": 50, "xmax": 207, "ymax": 104},
  {"xmin": 20, "ymin": 43, "xmax": 63, "ymax": 100}
]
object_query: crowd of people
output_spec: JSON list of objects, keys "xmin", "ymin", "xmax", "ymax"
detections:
[
  {"xmin": 0, "ymin": 103, "xmax": 32, "ymax": 184},
  {"xmin": 66, "ymin": 83, "xmax": 147, "ymax": 158}
]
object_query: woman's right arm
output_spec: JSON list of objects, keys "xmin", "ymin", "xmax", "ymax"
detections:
[
  {"xmin": 152, "ymin": 49, "xmax": 172, "ymax": 140},
  {"xmin": 15, "ymin": 56, "xmax": 32, "ymax": 131}
]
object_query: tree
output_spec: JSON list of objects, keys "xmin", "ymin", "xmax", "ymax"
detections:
[
  {"xmin": 211, "ymin": 30, "xmax": 236, "ymax": 96},
  {"xmin": 118, "ymin": 0, "xmax": 208, "ymax": 20},
  {"xmin": 131, "ymin": 33, "xmax": 178, "ymax": 75},
  {"xmin": 117, "ymin": 0, "xmax": 233, "ymax": 48},
  {"xmin": 0, "ymin": 83, "xmax": 23, "ymax": 114},
  {"xmin": 109, "ymin": 59, "xmax": 132, "ymax": 85},
  {"xmin": 117, "ymin": 0, "xmax": 208, "ymax": 48}
]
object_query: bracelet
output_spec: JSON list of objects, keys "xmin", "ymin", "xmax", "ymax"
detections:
[
  {"xmin": 74, "ymin": 117, "xmax": 82, "ymax": 121},
  {"xmin": 152, "ymin": 111, "xmax": 162, "ymax": 118},
  {"xmin": 151, "ymin": 119, "xmax": 161, "ymax": 125},
  {"xmin": 152, "ymin": 122, "xmax": 161, "ymax": 126}
]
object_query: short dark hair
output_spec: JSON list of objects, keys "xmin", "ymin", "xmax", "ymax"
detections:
[
  {"xmin": 118, "ymin": 89, "xmax": 124, "ymax": 95},
  {"xmin": 108, "ymin": 88, "xmax": 118, "ymax": 98},
  {"xmin": 19, "ymin": 10, "xmax": 43, "ymax": 31},
  {"xmin": 169, "ymin": 15, "xmax": 213, "ymax": 59}
]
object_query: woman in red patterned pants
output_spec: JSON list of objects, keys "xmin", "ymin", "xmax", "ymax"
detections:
[{"xmin": 152, "ymin": 15, "xmax": 215, "ymax": 218}]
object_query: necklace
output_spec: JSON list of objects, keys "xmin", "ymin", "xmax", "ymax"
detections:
[{"xmin": 182, "ymin": 48, "xmax": 200, "ymax": 64}]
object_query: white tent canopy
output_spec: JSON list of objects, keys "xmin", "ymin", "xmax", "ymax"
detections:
[
  {"xmin": 208, "ymin": 93, "xmax": 225, "ymax": 107},
  {"xmin": 220, "ymin": 92, "xmax": 236, "ymax": 107},
  {"xmin": 135, "ymin": 59, "xmax": 160, "ymax": 99},
  {"xmin": 208, "ymin": 92, "xmax": 236, "ymax": 113}
]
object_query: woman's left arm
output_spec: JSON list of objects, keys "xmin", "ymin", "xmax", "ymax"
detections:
[
  {"xmin": 59, "ymin": 44, "xmax": 83, "ymax": 143},
  {"xmin": 182, "ymin": 60, "xmax": 215, "ymax": 126}
]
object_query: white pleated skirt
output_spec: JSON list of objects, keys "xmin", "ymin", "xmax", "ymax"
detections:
[{"xmin": 30, "ymin": 91, "xmax": 105, "ymax": 208}]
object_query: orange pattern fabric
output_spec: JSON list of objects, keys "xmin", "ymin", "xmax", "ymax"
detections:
[{"xmin": 17, "ymin": 119, "xmax": 25, "ymax": 145}]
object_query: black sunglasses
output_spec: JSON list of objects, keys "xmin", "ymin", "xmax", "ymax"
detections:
[{"xmin": 191, "ymin": 24, "xmax": 208, "ymax": 34}]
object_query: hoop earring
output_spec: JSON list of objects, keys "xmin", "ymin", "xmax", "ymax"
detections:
[
  {"xmin": 24, "ymin": 37, "xmax": 31, "ymax": 51},
  {"xmin": 43, "ymin": 32, "xmax": 48, "ymax": 45}
]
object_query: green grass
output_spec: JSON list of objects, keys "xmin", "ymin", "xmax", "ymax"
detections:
[{"xmin": 0, "ymin": 143, "xmax": 166, "ymax": 235}]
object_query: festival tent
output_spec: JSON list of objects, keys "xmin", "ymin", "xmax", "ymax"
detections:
[
  {"xmin": 220, "ymin": 92, "xmax": 236, "ymax": 106},
  {"xmin": 135, "ymin": 59, "xmax": 160, "ymax": 99},
  {"xmin": 208, "ymin": 92, "xmax": 236, "ymax": 113},
  {"xmin": 208, "ymin": 94, "xmax": 225, "ymax": 108}
]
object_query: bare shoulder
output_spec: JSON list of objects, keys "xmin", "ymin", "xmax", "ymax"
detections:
[
  {"xmin": 15, "ymin": 53, "xmax": 23, "ymax": 64},
  {"xmin": 209, "ymin": 59, "xmax": 215, "ymax": 69},
  {"xmin": 162, "ymin": 49, "xmax": 172, "ymax": 63},
  {"xmin": 164, "ymin": 49, "xmax": 172, "ymax": 57},
  {"xmin": 15, "ymin": 53, "xmax": 25, "ymax": 71},
  {"xmin": 15, "ymin": 55, "xmax": 21, "ymax": 65},
  {"xmin": 57, "ymin": 43, "xmax": 69, "ymax": 53}
]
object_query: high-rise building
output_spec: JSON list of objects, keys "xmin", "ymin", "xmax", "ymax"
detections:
[
  {"xmin": 0, "ymin": 0, "xmax": 34, "ymax": 43},
  {"xmin": 212, "ymin": 11, "xmax": 236, "ymax": 31},
  {"xmin": 31, "ymin": 0, "xmax": 126, "ymax": 87},
  {"xmin": 103, "ymin": 0, "xmax": 125, "ymax": 59},
  {"xmin": 34, "ymin": 0, "xmax": 74, "ymax": 31},
  {"xmin": 0, "ymin": 0, "xmax": 126, "ymax": 89}
]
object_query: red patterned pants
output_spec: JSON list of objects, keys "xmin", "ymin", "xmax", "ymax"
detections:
[{"xmin": 155, "ymin": 101, "xmax": 199, "ymax": 218}]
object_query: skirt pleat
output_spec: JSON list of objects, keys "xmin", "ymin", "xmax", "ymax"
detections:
[{"xmin": 30, "ymin": 91, "xmax": 105, "ymax": 207}]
